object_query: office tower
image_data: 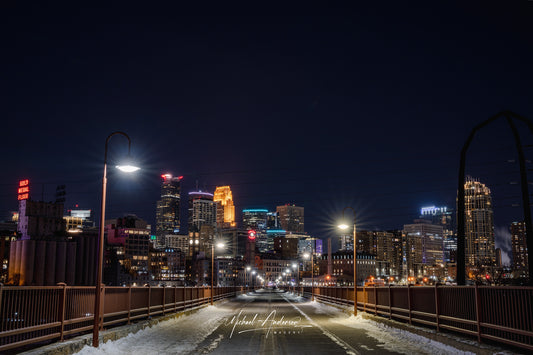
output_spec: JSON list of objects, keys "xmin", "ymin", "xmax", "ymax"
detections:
[
  {"xmin": 298, "ymin": 237, "xmax": 323, "ymax": 256},
  {"xmin": 403, "ymin": 220, "xmax": 444, "ymax": 277},
  {"xmin": 106, "ymin": 214, "xmax": 151, "ymax": 283},
  {"xmin": 464, "ymin": 177, "xmax": 495, "ymax": 267},
  {"xmin": 188, "ymin": 191, "xmax": 216, "ymax": 233},
  {"xmin": 155, "ymin": 174, "xmax": 182, "ymax": 247},
  {"xmin": 276, "ymin": 204, "xmax": 304, "ymax": 233},
  {"xmin": 64, "ymin": 208, "xmax": 94, "ymax": 233},
  {"xmin": 420, "ymin": 206, "xmax": 454, "ymax": 230},
  {"xmin": 420, "ymin": 206, "xmax": 456, "ymax": 264},
  {"xmin": 266, "ymin": 211, "xmax": 280, "ymax": 229},
  {"xmin": 242, "ymin": 209, "xmax": 268, "ymax": 230},
  {"xmin": 213, "ymin": 186, "xmax": 236, "ymax": 228},
  {"xmin": 511, "ymin": 221, "xmax": 528, "ymax": 278}
]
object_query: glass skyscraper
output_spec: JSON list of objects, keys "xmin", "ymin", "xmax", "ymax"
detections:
[{"xmin": 155, "ymin": 174, "xmax": 182, "ymax": 247}]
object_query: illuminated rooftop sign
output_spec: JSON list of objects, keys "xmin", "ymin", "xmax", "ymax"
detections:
[
  {"xmin": 248, "ymin": 230, "xmax": 256, "ymax": 240},
  {"xmin": 188, "ymin": 191, "xmax": 214, "ymax": 197},
  {"xmin": 18, "ymin": 179, "xmax": 29, "ymax": 200},
  {"xmin": 242, "ymin": 209, "xmax": 268, "ymax": 213},
  {"xmin": 421, "ymin": 206, "xmax": 447, "ymax": 215}
]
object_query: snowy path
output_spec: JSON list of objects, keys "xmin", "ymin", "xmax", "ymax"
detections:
[{"xmin": 73, "ymin": 290, "xmax": 491, "ymax": 354}]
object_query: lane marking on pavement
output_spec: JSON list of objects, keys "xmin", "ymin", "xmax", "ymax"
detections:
[{"xmin": 282, "ymin": 294, "xmax": 360, "ymax": 355}]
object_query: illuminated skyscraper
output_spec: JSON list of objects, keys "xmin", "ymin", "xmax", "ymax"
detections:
[
  {"xmin": 464, "ymin": 177, "xmax": 495, "ymax": 267},
  {"xmin": 276, "ymin": 204, "xmax": 304, "ymax": 233},
  {"xmin": 242, "ymin": 209, "xmax": 268, "ymax": 230},
  {"xmin": 213, "ymin": 186, "xmax": 236, "ymax": 228},
  {"xmin": 188, "ymin": 191, "xmax": 216, "ymax": 233},
  {"xmin": 403, "ymin": 220, "xmax": 444, "ymax": 277},
  {"xmin": 155, "ymin": 174, "xmax": 182, "ymax": 247},
  {"xmin": 420, "ymin": 206, "xmax": 456, "ymax": 264}
]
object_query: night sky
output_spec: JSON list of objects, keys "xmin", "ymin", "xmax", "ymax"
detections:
[{"xmin": 2, "ymin": 2, "xmax": 533, "ymax": 258}]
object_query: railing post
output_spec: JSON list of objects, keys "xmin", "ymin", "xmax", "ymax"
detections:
[
  {"xmin": 100, "ymin": 284, "xmax": 105, "ymax": 330},
  {"xmin": 57, "ymin": 283, "xmax": 67, "ymax": 342},
  {"xmin": 173, "ymin": 286, "xmax": 177, "ymax": 313},
  {"xmin": 388, "ymin": 284, "xmax": 392, "ymax": 320},
  {"xmin": 407, "ymin": 284, "xmax": 412, "ymax": 325},
  {"xmin": 127, "ymin": 285, "xmax": 131, "ymax": 325},
  {"xmin": 374, "ymin": 286, "xmax": 377, "ymax": 315},
  {"xmin": 162, "ymin": 286, "xmax": 165, "ymax": 315},
  {"xmin": 363, "ymin": 286, "xmax": 366, "ymax": 313},
  {"xmin": 434, "ymin": 284, "xmax": 440, "ymax": 332},
  {"xmin": 475, "ymin": 284, "xmax": 482, "ymax": 343},
  {"xmin": 147, "ymin": 284, "xmax": 151, "ymax": 319}
]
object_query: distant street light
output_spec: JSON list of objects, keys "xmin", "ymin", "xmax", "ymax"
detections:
[
  {"xmin": 338, "ymin": 207, "xmax": 357, "ymax": 316},
  {"xmin": 93, "ymin": 132, "xmax": 139, "ymax": 348},
  {"xmin": 211, "ymin": 242, "xmax": 225, "ymax": 305}
]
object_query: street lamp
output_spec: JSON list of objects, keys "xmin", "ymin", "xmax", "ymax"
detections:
[
  {"xmin": 303, "ymin": 252, "xmax": 314, "ymax": 301},
  {"xmin": 211, "ymin": 242, "xmax": 225, "ymax": 305},
  {"xmin": 292, "ymin": 262, "xmax": 298, "ymax": 294},
  {"xmin": 338, "ymin": 206, "xmax": 357, "ymax": 316},
  {"xmin": 251, "ymin": 270, "xmax": 256, "ymax": 289},
  {"xmin": 245, "ymin": 266, "xmax": 251, "ymax": 288},
  {"xmin": 93, "ymin": 132, "xmax": 139, "ymax": 348}
]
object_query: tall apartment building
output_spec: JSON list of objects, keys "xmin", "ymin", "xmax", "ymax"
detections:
[
  {"xmin": 276, "ymin": 204, "xmax": 304, "ymax": 233},
  {"xmin": 155, "ymin": 174, "xmax": 182, "ymax": 247},
  {"xmin": 403, "ymin": 220, "xmax": 444, "ymax": 278},
  {"xmin": 463, "ymin": 177, "xmax": 495, "ymax": 268},
  {"xmin": 188, "ymin": 191, "xmax": 216, "ymax": 233},
  {"xmin": 420, "ymin": 206, "xmax": 456, "ymax": 264}
]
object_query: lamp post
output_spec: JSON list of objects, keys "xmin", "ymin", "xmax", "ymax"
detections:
[
  {"xmin": 304, "ymin": 252, "xmax": 314, "ymax": 301},
  {"xmin": 211, "ymin": 242, "xmax": 225, "ymax": 305},
  {"xmin": 339, "ymin": 206, "xmax": 357, "ymax": 316},
  {"xmin": 245, "ymin": 266, "xmax": 251, "ymax": 288},
  {"xmin": 93, "ymin": 132, "xmax": 139, "ymax": 347},
  {"xmin": 292, "ymin": 262, "xmax": 298, "ymax": 294}
]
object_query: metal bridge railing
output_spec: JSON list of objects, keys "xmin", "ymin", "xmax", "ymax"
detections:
[
  {"xmin": 301, "ymin": 285, "xmax": 533, "ymax": 352},
  {"xmin": 0, "ymin": 285, "xmax": 241, "ymax": 352}
]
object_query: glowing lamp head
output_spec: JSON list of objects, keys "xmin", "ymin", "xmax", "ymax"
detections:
[
  {"xmin": 116, "ymin": 164, "xmax": 140, "ymax": 173},
  {"xmin": 216, "ymin": 242, "xmax": 225, "ymax": 249},
  {"xmin": 246, "ymin": 266, "xmax": 251, "ymax": 271},
  {"xmin": 303, "ymin": 252, "xmax": 310, "ymax": 259},
  {"xmin": 338, "ymin": 224, "xmax": 349, "ymax": 230}
]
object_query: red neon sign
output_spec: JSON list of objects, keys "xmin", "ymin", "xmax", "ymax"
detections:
[
  {"xmin": 18, "ymin": 193, "xmax": 29, "ymax": 201},
  {"xmin": 248, "ymin": 230, "xmax": 256, "ymax": 240},
  {"xmin": 18, "ymin": 186, "xmax": 29, "ymax": 194},
  {"xmin": 18, "ymin": 179, "xmax": 30, "ymax": 200}
]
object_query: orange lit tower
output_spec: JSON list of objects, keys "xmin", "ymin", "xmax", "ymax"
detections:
[{"xmin": 213, "ymin": 186, "xmax": 236, "ymax": 228}]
